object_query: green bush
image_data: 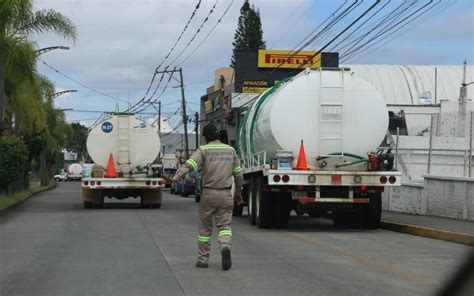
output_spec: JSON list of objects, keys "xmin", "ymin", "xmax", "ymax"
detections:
[{"xmin": 0, "ymin": 136, "xmax": 29, "ymax": 190}]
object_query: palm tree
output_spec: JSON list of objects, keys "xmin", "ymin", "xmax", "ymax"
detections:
[
  {"xmin": 0, "ymin": 0, "xmax": 77, "ymax": 189},
  {"xmin": 0, "ymin": 0, "xmax": 77, "ymax": 133}
]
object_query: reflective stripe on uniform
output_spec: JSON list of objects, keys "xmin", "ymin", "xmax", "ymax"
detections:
[
  {"xmin": 233, "ymin": 166, "xmax": 242, "ymax": 173},
  {"xmin": 200, "ymin": 144, "xmax": 234, "ymax": 150},
  {"xmin": 218, "ymin": 229, "xmax": 232, "ymax": 237},
  {"xmin": 186, "ymin": 159, "xmax": 199, "ymax": 171},
  {"xmin": 198, "ymin": 235, "xmax": 211, "ymax": 243}
]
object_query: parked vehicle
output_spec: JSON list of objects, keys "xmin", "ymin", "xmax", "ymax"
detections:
[
  {"xmin": 54, "ymin": 172, "xmax": 67, "ymax": 182},
  {"xmin": 163, "ymin": 168, "xmax": 177, "ymax": 188},
  {"xmin": 170, "ymin": 177, "xmax": 183, "ymax": 195},
  {"xmin": 81, "ymin": 114, "xmax": 163, "ymax": 208},
  {"xmin": 194, "ymin": 172, "xmax": 202, "ymax": 203},
  {"xmin": 231, "ymin": 68, "xmax": 400, "ymax": 229},
  {"xmin": 181, "ymin": 171, "xmax": 199, "ymax": 197}
]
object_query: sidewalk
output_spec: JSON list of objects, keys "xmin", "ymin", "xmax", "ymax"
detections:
[{"xmin": 381, "ymin": 211, "xmax": 474, "ymax": 245}]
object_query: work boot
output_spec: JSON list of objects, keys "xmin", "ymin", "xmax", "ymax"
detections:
[
  {"xmin": 195, "ymin": 261, "xmax": 208, "ymax": 268},
  {"xmin": 221, "ymin": 248, "xmax": 232, "ymax": 271}
]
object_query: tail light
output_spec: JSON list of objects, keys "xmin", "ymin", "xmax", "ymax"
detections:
[
  {"xmin": 273, "ymin": 175, "xmax": 281, "ymax": 183},
  {"xmin": 84, "ymin": 181, "xmax": 89, "ymax": 186},
  {"xmin": 389, "ymin": 176, "xmax": 396, "ymax": 184},
  {"xmin": 146, "ymin": 181, "xmax": 151, "ymax": 185},
  {"xmin": 97, "ymin": 181, "xmax": 101, "ymax": 186},
  {"xmin": 282, "ymin": 175, "xmax": 290, "ymax": 183},
  {"xmin": 360, "ymin": 185, "xmax": 367, "ymax": 192},
  {"xmin": 380, "ymin": 176, "xmax": 387, "ymax": 184},
  {"xmin": 90, "ymin": 181, "xmax": 95, "ymax": 186},
  {"xmin": 152, "ymin": 181, "xmax": 157, "ymax": 185},
  {"xmin": 296, "ymin": 185, "xmax": 304, "ymax": 191},
  {"xmin": 158, "ymin": 181, "xmax": 162, "ymax": 186}
]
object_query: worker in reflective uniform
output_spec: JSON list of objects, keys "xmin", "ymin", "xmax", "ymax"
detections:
[{"xmin": 170, "ymin": 124, "xmax": 243, "ymax": 270}]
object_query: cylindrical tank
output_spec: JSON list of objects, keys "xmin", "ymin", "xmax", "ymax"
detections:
[
  {"xmin": 86, "ymin": 115, "xmax": 160, "ymax": 173},
  {"xmin": 237, "ymin": 68, "xmax": 389, "ymax": 170},
  {"xmin": 68, "ymin": 163, "xmax": 83, "ymax": 175}
]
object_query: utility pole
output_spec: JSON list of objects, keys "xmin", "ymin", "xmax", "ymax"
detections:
[
  {"xmin": 179, "ymin": 68, "xmax": 190, "ymax": 160},
  {"xmin": 457, "ymin": 60, "xmax": 468, "ymax": 137},
  {"xmin": 158, "ymin": 101, "xmax": 161, "ymax": 135},
  {"xmin": 195, "ymin": 112, "xmax": 199, "ymax": 150},
  {"xmin": 154, "ymin": 68, "xmax": 190, "ymax": 159}
]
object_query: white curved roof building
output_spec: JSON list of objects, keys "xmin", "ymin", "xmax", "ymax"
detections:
[{"xmin": 344, "ymin": 64, "xmax": 474, "ymax": 105}]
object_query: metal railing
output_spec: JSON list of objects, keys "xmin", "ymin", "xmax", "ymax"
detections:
[{"xmin": 241, "ymin": 151, "xmax": 267, "ymax": 171}]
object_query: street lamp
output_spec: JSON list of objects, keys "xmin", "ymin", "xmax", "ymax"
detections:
[
  {"xmin": 53, "ymin": 90, "xmax": 77, "ymax": 99},
  {"xmin": 35, "ymin": 46, "xmax": 70, "ymax": 55}
]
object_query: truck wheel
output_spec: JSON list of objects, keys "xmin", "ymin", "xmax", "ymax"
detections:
[
  {"xmin": 362, "ymin": 193, "xmax": 382, "ymax": 229},
  {"xmin": 195, "ymin": 193, "xmax": 201, "ymax": 203},
  {"xmin": 274, "ymin": 192, "xmax": 291, "ymax": 228},
  {"xmin": 255, "ymin": 177, "xmax": 275, "ymax": 228},
  {"xmin": 247, "ymin": 177, "xmax": 256, "ymax": 225},
  {"xmin": 83, "ymin": 202, "xmax": 93, "ymax": 209},
  {"xmin": 141, "ymin": 189, "xmax": 162, "ymax": 209},
  {"xmin": 233, "ymin": 204, "xmax": 243, "ymax": 217}
]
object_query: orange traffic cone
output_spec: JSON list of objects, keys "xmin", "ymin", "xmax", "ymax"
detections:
[
  {"xmin": 105, "ymin": 153, "xmax": 117, "ymax": 178},
  {"xmin": 294, "ymin": 140, "xmax": 310, "ymax": 171}
]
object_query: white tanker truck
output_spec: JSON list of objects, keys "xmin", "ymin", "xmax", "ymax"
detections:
[
  {"xmin": 82, "ymin": 114, "xmax": 163, "ymax": 208},
  {"xmin": 235, "ymin": 68, "xmax": 401, "ymax": 229}
]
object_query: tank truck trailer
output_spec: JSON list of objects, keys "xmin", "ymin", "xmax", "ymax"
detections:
[
  {"xmin": 82, "ymin": 114, "xmax": 163, "ymax": 208},
  {"xmin": 234, "ymin": 68, "xmax": 401, "ymax": 229}
]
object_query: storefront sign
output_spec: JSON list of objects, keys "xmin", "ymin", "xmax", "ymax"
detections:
[{"xmin": 258, "ymin": 50, "xmax": 321, "ymax": 69}]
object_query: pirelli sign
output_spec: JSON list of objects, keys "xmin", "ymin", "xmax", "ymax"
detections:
[
  {"xmin": 233, "ymin": 50, "xmax": 338, "ymax": 93},
  {"xmin": 258, "ymin": 50, "xmax": 321, "ymax": 69}
]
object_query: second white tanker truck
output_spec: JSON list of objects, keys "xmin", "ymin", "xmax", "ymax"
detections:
[{"xmin": 234, "ymin": 68, "xmax": 401, "ymax": 229}]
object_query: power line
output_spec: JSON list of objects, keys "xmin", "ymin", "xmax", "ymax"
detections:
[
  {"xmin": 166, "ymin": 0, "xmax": 219, "ymax": 68},
  {"xmin": 40, "ymin": 59, "xmax": 128, "ymax": 103},
  {"xmin": 139, "ymin": 0, "xmax": 202, "ymax": 103},
  {"xmin": 347, "ymin": 0, "xmax": 456, "ymax": 63},
  {"xmin": 177, "ymin": 0, "xmax": 235, "ymax": 66},
  {"xmin": 341, "ymin": 0, "xmax": 443, "ymax": 62}
]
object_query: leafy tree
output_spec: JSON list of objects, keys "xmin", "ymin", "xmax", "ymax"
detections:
[
  {"xmin": 230, "ymin": 0, "xmax": 266, "ymax": 68},
  {"xmin": 0, "ymin": 0, "xmax": 77, "ymax": 191},
  {"xmin": 66, "ymin": 122, "xmax": 89, "ymax": 161},
  {"xmin": 0, "ymin": 135, "xmax": 28, "ymax": 193},
  {"xmin": 1, "ymin": 0, "xmax": 77, "ymax": 133}
]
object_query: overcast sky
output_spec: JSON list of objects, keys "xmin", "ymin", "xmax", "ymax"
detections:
[{"xmin": 33, "ymin": 0, "xmax": 474, "ymax": 126}]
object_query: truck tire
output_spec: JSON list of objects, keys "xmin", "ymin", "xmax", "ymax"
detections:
[
  {"xmin": 274, "ymin": 192, "xmax": 291, "ymax": 228},
  {"xmin": 255, "ymin": 177, "xmax": 275, "ymax": 228},
  {"xmin": 362, "ymin": 193, "xmax": 382, "ymax": 229},
  {"xmin": 233, "ymin": 204, "xmax": 243, "ymax": 217},
  {"xmin": 247, "ymin": 177, "xmax": 256, "ymax": 225},
  {"xmin": 141, "ymin": 189, "xmax": 162, "ymax": 209},
  {"xmin": 195, "ymin": 192, "xmax": 201, "ymax": 203}
]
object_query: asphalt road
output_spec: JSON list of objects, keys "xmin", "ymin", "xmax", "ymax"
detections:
[{"xmin": 0, "ymin": 183, "xmax": 471, "ymax": 296}]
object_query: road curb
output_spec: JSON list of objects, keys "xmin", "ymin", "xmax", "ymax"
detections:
[
  {"xmin": 0, "ymin": 182, "xmax": 57, "ymax": 213},
  {"xmin": 380, "ymin": 221, "xmax": 474, "ymax": 246}
]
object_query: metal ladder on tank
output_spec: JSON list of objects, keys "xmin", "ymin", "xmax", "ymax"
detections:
[
  {"xmin": 318, "ymin": 68, "xmax": 345, "ymax": 158},
  {"xmin": 117, "ymin": 115, "xmax": 131, "ymax": 165}
]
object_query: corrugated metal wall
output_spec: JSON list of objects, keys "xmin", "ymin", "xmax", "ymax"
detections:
[{"xmin": 344, "ymin": 64, "xmax": 474, "ymax": 105}]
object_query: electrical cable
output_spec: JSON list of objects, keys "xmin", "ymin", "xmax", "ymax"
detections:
[
  {"xmin": 177, "ymin": 0, "xmax": 234, "ymax": 66},
  {"xmin": 166, "ymin": 0, "xmax": 219, "ymax": 68},
  {"xmin": 341, "ymin": 0, "xmax": 443, "ymax": 62},
  {"xmin": 347, "ymin": 0, "xmax": 455, "ymax": 63},
  {"xmin": 40, "ymin": 59, "xmax": 128, "ymax": 103}
]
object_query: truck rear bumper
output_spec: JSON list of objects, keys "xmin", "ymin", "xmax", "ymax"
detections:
[
  {"xmin": 82, "ymin": 178, "xmax": 163, "ymax": 190},
  {"xmin": 265, "ymin": 170, "xmax": 401, "ymax": 187}
]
